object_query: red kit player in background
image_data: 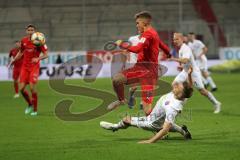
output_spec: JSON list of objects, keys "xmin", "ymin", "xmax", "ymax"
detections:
[
  {"xmin": 108, "ymin": 11, "xmax": 171, "ymax": 114},
  {"xmin": 9, "ymin": 40, "xmax": 23, "ymax": 98},
  {"xmin": 10, "ymin": 24, "xmax": 48, "ymax": 116}
]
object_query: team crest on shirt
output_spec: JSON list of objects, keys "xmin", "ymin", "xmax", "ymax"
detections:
[{"xmin": 165, "ymin": 101, "xmax": 170, "ymax": 105}]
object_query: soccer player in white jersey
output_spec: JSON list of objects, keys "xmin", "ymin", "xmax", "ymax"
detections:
[
  {"xmin": 187, "ymin": 32, "xmax": 217, "ymax": 91},
  {"xmin": 170, "ymin": 33, "xmax": 221, "ymax": 114},
  {"xmin": 100, "ymin": 67, "xmax": 194, "ymax": 143}
]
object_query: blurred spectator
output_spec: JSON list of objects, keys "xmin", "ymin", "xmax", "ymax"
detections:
[{"xmin": 56, "ymin": 54, "xmax": 63, "ymax": 64}]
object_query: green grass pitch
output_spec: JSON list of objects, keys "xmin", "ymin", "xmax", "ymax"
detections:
[{"xmin": 0, "ymin": 73, "xmax": 240, "ymax": 160}]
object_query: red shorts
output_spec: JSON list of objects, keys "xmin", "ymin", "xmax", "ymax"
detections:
[
  {"xmin": 20, "ymin": 66, "xmax": 39, "ymax": 84},
  {"xmin": 122, "ymin": 64, "xmax": 157, "ymax": 104},
  {"xmin": 12, "ymin": 67, "xmax": 21, "ymax": 80}
]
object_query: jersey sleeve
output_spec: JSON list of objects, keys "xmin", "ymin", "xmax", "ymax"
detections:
[
  {"xmin": 159, "ymin": 39, "xmax": 170, "ymax": 56},
  {"xmin": 126, "ymin": 32, "xmax": 152, "ymax": 53}
]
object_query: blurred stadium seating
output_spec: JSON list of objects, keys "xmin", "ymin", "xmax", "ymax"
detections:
[{"xmin": 0, "ymin": 0, "xmax": 239, "ymax": 58}]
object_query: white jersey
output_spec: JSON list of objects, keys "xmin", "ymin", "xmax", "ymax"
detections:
[
  {"xmin": 128, "ymin": 35, "xmax": 140, "ymax": 64},
  {"xmin": 129, "ymin": 92, "xmax": 187, "ymax": 131},
  {"xmin": 179, "ymin": 43, "xmax": 199, "ymax": 72},
  {"xmin": 188, "ymin": 40, "xmax": 207, "ymax": 61},
  {"xmin": 149, "ymin": 92, "xmax": 185, "ymax": 124}
]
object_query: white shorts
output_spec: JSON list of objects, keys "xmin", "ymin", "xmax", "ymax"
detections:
[
  {"xmin": 130, "ymin": 116, "xmax": 165, "ymax": 131},
  {"xmin": 196, "ymin": 57, "xmax": 208, "ymax": 72},
  {"xmin": 173, "ymin": 70, "xmax": 204, "ymax": 89},
  {"xmin": 130, "ymin": 105, "xmax": 172, "ymax": 132}
]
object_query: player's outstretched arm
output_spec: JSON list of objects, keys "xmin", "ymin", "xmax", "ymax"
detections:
[
  {"xmin": 199, "ymin": 46, "xmax": 208, "ymax": 58},
  {"xmin": 8, "ymin": 51, "xmax": 23, "ymax": 68},
  {"xmin": 138, "ymin": 121, "xmax": 172, "ymax": 144},
  {"xmin": 32, "ymin": 51, "xmax": 48, "ymax": 63},
  {"xmin": 159, "ymin": 40, "xmax": 171, "ymax": 57},
  {"xmin": 168, "ymin": 57, "xmax": 189, "ymax": 64}
]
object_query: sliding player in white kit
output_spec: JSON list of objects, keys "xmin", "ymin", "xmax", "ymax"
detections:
[
  {"xmin": 100, "ymin": 67, "xmax": 193, "ymax": 143},
  {"xmin": 187, "ymin": 32, "xmax": 217, "ymax": 91},
  {"xmin": 170, "ymin": 33, "xmax": 221, "ymax": 114}
]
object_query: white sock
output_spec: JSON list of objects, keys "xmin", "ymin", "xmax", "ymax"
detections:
[
  {"xmin": 207, "ymin": 91, "xmax": 219, "ymax": 105},
  {"xmin": 206, "ymin": 76, "xmax": 217, "ymax": 88}
]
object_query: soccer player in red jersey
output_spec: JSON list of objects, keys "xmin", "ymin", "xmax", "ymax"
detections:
[
  {"xmin": 108, "ymin": 11, "xmax": 171, "ymax": 115},
  {"xmin": 10, "ymin": 24, "xmax": 48, "ymax": 116},
  {"xmin": 9, "ymin": 40, "xmax": 23, "ymax": 98}
]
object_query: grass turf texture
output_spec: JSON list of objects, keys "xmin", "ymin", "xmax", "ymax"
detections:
[{"xmin": 0, "ymin": 73, "xmax": 240, "ymax": 160}]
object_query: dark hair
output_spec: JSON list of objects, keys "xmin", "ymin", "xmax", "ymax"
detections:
[
  {"xmin": 182, "ymin": 82, "xmax": 193, "ymax": 98},
  {"xmin": 188, "ymin": 32, "xmax": 195, "ymax": 35},
  {"xmin": 26, "ymin": 24, "xmax": 36, "ymax": 29},
  {"xmin": 14, "ymin": 40, "xmax": 20, "ymax": 43},
  {"xmin": 134, "ymin": 11, "xmax": 152, "ymax": 20}
]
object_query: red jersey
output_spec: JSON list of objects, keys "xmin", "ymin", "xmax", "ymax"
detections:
[
  {"xmin": 9, "ymin": 48, "xmax": 23, "ymax": 68},
  {"xmin": 127, "ymin": 27, "xmax": 170, "ymax": 64},
  {"xmin": 20, "ymin": 36, "xmax": 48, "ymax": 69}
]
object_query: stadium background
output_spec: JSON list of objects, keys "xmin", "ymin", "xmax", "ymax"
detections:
[
  {"xmin": 0, "ymin": 0, "xmax": 239, "ymax": 55},
  {"xmin": 0, "ymin": 0, "xmax": 240, "ymax": 160}
]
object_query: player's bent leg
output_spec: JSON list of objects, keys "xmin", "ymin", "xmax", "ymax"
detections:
[
  {"xmin": 141, "ymin": 84, "xmax": 155, "ymax": 115},
  {"xmin": 203, "ymin": 71, "xmax": 217, "ymax": 91},
  {"xmin": 201, "ymin": 71, "xmax": 209, "ymax": 88},
  {"xmin": 169, "ymin": 123, "xmax": 192, "ymax": 140},
  {"xmin": 19, "ymin": 83, "xmax": 33, "ymax": 114},
  {"xmin": 142, "ymin": 102, "xmax": 152, "ymax": 116},
  {"xmin": 128, "ymin": 86, "xmax": 137, "ymax": 108},
  {"xmin": 100, "ymin": 116, "xmax": 131, "ymax": 132},
  {"xmin": 29, "ymin": 83, "xmax": 38, "ymax": 116},
  {"xmin": 198, "ymin": 88, "xmax": 221, "ymax": 114},
  {"xmin": 108, "ymin": 73, "xmax": 127, "ymax": 110},
  {"xmin": 13, "ymin": 80, "xmax": 20, "ymax": 98}
]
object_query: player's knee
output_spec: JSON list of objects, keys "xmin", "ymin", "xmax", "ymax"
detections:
[{"xmin": 112, "ymin": 73, "xmax": 126, "ymax": 85}]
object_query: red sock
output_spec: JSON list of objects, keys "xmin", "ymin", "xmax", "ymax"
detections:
[
  {"xmin": 14, "ymin": 82, "xmax": 18, "ymax": 94},
  {"xmin": 21, "ymin": 90, "xmax": 32, "ymax": 106},
  {"xmin": 32, "ymin": 92, "xmax": 38, "ymax": 112},
  {"xmin": 113, "ymin": 81, "xmax": 125, "ymax": 101}
]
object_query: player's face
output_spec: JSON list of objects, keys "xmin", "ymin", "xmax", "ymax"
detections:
[
  {"xmin": 173, "ymin": 35, "xmax": 183, "ymax": 47},
  {"xmin": 26, "ymin": 27, "xmax": 35, "ymax": 36},
  {"xmin": 136, "ymin": 18, "xmax": 145, "ymax": 34},
  {"xmin": 187, "ymin": 34, "xmax": 194, "ymax": 42},
  {"xmin": 172, "ymin": 83, "xmax": 184, "ymax": 99}
]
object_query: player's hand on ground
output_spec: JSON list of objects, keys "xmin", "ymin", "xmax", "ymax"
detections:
[
  {"xmin": 138, "ymin": 139, "xmax": 152, "ymax": 144},
  {"xmin": 32, "ymin": 58, "xmax": 40, "ymax": 63}
]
